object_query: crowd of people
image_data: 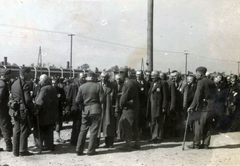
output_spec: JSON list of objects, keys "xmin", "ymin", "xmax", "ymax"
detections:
[{"xmin": 0, "ymin": 66, "xmax": 239, "ymax": 156}]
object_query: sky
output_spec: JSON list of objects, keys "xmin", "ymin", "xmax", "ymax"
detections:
[{"xmin": 0, "ymin": 0, "xmax": 240, "ymax": 74}]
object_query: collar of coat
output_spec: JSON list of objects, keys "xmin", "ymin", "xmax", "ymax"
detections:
[{"xmin": 151, "ymin": 79, "xmax": 162, "ymax": 92}]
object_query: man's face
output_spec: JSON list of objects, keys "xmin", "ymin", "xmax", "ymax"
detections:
[
  {"xmin": 230, "ymin": 76, "xmax": 237, "ymax": 85},
  {"xmin": 101, "ymin": 75, "xmax": 109, "ymax": 84},
  {"xmin": 171, "ymin": 73, "xmax": 177, "ymax": 82},
  {"xmin": 196, "ymin": 71, "xmax": 202, "ymax": 79},
  {"xmin": 136, "ymin": 72, "xmax": 142, "ymax": 80},
  {"xmin": 4, "ymin": 74, "xmax": 11, "ymax": 81},
  {"xmin": 151, "ymin": 72, "xmax": 158, "ymax": 82},
  {"xmin": 187, "ymin": 76, "xmax": 194, "ymax": 84}
]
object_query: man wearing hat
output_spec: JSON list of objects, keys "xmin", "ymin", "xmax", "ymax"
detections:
[
  {"xmin": 118, "ymin": 68, "xmax": 140, "ymax": 150},
  {"xmin": 147, "ymin": 70, "xmax": 169, "ymax": 143},
  {"xmin": 187, "ymin": 66, "xmax": 217, "ymax": 149},
  {"xmin": 0, "ymin": 69, "xmax": 13, "ymax": 152},
  {"xmin": 10, "ymin": 67, "xmax": 35, "ymax": 156},
  {"xmin": 75, "ymin": 71, "xmax": 105, "ymax": 156}
]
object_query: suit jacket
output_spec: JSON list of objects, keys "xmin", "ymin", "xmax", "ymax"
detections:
[
  {"xmin": 0, "ymin": 79, "xmax": 9, "ymax": 116},
  {"xmin": 35, "ymin": 84, "xmax": 59, "ymax": 125},
  {"xmin": 189, "ymin": 76, "xmax": 217, "ymax": 112},
  {"xmin": 147, "ymin": 78, "xmax": 168, "ymax": 118}
]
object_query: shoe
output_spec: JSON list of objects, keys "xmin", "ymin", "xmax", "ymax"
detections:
[
  {"xmin": 115, "ymin": 139, "xmax": 123, "ymax": 142},
  {"xmin": 148, "ymin": 139, "xmax": 154, "ymax": 142},
  {"xmin": 0, "ymin": 148, "xmax": 4, "ymax": 151},
  {"xmin": 87, "ymin": 151, "xmax": 98, "ymax": 156},
  {"xmin": 19, "ymin": 151, "xmax": 35, "ymax": 156},
  {"xmin": 131, "ymin": 145, "xmax": 140, "ymax": 150},
  {"xmin": 42, "ymin": 146, "xmax": 54, "ymax": 151},
  {"xmin": 55, "ymin": 138, "xmax": 65, "ymax": 143},
  {"xmin": 13, "ymin": 152, "xmax": 19, "ymax": 157},
  {"xmin": 187, "ymin": 144, "xmax": 200, "ymax": 149},
  {"xmin": 153, "ymin": 139, "xmax": 162, "ymax": 144},
  {"xmin": 76, "ymin": 152, "xmax": 84, "ymax": 156},
  {"xmin": 203, "ymin": 145, "xmax": 209, "ymax": 149},
  {"xmin": 6, "ymin": 144, "xmax": 13, "ymax": 152}
]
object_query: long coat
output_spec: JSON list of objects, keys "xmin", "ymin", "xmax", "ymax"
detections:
[
  {"xmin": 35, "ymin": 84, "xmax": 59, "ymax": 126},
  {"xmin": 147, "ymin": 79, "xmax": 168, "ymax": 119},
  {"xmin": 0, "ymin": 79, "xmax": 10, "ymax": 115},
  {"xmin": 98, "ymin": 81, "xmax": 117, "ymax": 137}
]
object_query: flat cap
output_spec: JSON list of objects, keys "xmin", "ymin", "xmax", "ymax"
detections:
[
  {"xmin": 0, "ymin": 69, "xmax": 11, "ymax": 76},
  {"xmin": 196, "ymin": 66, "xmax": 207, "ymax": 74}
]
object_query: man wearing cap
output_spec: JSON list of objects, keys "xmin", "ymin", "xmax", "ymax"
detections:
[
  {"xmin": 136, "ymin": 70, "xmax": 150, "ymax": 139},
  {"xmin": 147, "ymin": 70, "xmax": 168, "ymax": 143},
  {"xmin": 0, "ymin": 69, "xmax": 13, "ymax": 152},
  {"xmin": 187, "ymin": 66, "xmax": 217, "ymax": 149},
  {"xmin": 10, "ymin": 67, "xmax": 35, "ymax": 156},
  {"xmin": 75, "ymin": 71, "xmax": 105, "ymax": 156},
  {"xmin": 97, "ymin": 71, "xmax": 117, "ymax": 148},
  {"xmin": 118, "ymin": 68, "xmax": 140, "ymax": 150}
]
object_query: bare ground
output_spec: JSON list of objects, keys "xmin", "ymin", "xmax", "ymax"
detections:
[{"xmin": 0, "ymin": 122, "xmax": 240, "ymax": 166}]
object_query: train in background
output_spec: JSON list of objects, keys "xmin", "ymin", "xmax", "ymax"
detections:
[{"xmin": 0, "ymin": 65, "xmax": 86, "ymax": 80}]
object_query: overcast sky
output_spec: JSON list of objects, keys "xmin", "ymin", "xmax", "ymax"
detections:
[{"xmin": 1, "ymin": 0, "xmax": 240, "ymax": 74}]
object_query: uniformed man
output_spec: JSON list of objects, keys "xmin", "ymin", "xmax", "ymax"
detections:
[
  {"xmin": 97, "ymin": 71, "xmax": 117, "ymax": 148},
  {"xmin": 10, "ymin": 67, "xmax": 35, "ymax": 156},
  {"xmin": 75, "ymin": 71, "xmax": 105, "ymax": 156},
  {"xmin": 0, "ymin": 69, "xmax": 13, "ymax": 152},
  {"xmin": 118, "ymin": 68, "xmax": 140, "ymax": 151},
  {"xmin": 187, "ymin": 66, "xmax": 217, "ymax": 149},
  {"xmin": 34, "ymin": 74, "xmax": 59, "ymax": 151},
  {"xmin": 147, "ymin": 70, "xmax": 168, "ymax": 143}
]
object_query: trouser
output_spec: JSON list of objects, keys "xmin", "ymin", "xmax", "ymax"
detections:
[
  {"xmin": 115, "ymin": 110, "xmax": 122, "ymax": 140},
  {"xmin": 13, "ymin": 117, "xmax": 30, "ymax": 154},
  {"xmin": 76, "ymin": 113, "xmax": 101, "ymax": 153},
  {"xmin": 71, "ymin": 110, "xmax": 81, "ymax": 145},
  {"xmin": 139, "ymin": 106, "xmax": 148, "ymax": 136},
  {"xmin": 0, "ymin": 114, "xmax": 13, "ymax": 148},
  {"xmin": 120, "ymin": 109, "xmax": 140, "ymax": 146},
  {"xmin": 34, "ymin": 124, "xmax": 54, "ymax": 149},
  {"xmin": 150, "ymin": 116, "xmax": 164, "ymax": 140},
  {"xmin": 194, "ymin": 111, "xmax": 212, "ymax": 146},
  {"xmin": 105, "ymin": 136, "xmax": 114, "ymax": 147}
]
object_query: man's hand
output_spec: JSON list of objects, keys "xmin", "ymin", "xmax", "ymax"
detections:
[{"xmin": 162, "ymin": 109, "xmax": 166, "ymax": 113}]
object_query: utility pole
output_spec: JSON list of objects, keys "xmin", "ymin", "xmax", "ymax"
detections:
[
  {"xmin": 184, "ymin": 50, "xmax": 188, "ymax": 79},
  {"xmin": 147, "ymin": 0, "xmax": 154, "ymax": 71},
  {"xmin": 68, "ymin": 34, "xmax": 75, "ymax": 78},
  {"xmin": 238, "ymin": 61, "xmax": 240, "ymax": 76},
  {"xmin": 37, "ymin": 46, "xmax": 42, "ymax": 74}
]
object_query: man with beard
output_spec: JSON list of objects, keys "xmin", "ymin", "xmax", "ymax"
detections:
[
  {"xmin": 97, "ymin": 71, "xmax": 117, "ymax": 148},
  {"xmin": 187, "ymin": 67, "xmax": 217, "ymax": 149},
  {"xmin": 67, "ymin": 72, "xmax": 86, "ymax": 145},
  {"xmin": 147, "ymin": 70, "xmax": 168, "ymax": 143},
  {"xmin": 10, "ymin": 67, "xmax": 35, "ymax": 156},
  {"xmin": 0, "ymin": 69, "xmax": 13, "ymax": 152},
  {"xmin": 34, "ymin": 74, "xmax": 59, "ymax": 151}
]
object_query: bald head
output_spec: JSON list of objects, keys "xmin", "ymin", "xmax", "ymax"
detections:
[
  {"xmin": 151, "ymin": 70, "xmax": 159, "ymax": 82},
  {"xmin": 39, "ymin": 74, "xmax": 49, "ymax": 86}
]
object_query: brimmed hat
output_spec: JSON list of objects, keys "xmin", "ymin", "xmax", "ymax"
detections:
[{"xmin": 20, "ymin": 67, "xmax": 31, "ymax": 73}]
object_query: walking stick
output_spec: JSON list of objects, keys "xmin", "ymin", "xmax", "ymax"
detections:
[
  {"xmin": 182, "ymin": 112, "xmax": 190, "ymax": 151},
  {"xmin": 36, "ymin": 113, "xmax": 42, "ymax": 154}
]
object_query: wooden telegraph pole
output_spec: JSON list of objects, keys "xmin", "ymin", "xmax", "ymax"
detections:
[{"xmin": 147, "ymin": 0, "xmax": 154, "ymax": 71}]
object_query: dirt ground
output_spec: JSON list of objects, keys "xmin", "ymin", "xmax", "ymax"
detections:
[{"xmin": 0, "ymin": 122, "xmax": 240, "ymax": 166}]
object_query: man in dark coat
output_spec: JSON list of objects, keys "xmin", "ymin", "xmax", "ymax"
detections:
[
  {"xmin": 0, "ymin": 69, "xmax": 13, "ymax": 151},
  {"xmin": 75, "ymin": 71, "xmax": 105, "ymax": 156},
  {"xmin": 66, "ymin": 72, "xmax": 86, "ymax": 145},
  {"xmin": 118, "ymin": 68, "xmax": 140, "ymax": 151},
  {"xmin": 52, "ymin": 79, "xmax": 66, "ymax": 143},
  {"xmin": 10, "ymin": 67, "xmax": 35, "ymax": 156},
  {"xmin": 34, "ymin": 74, "xmax": 59, "ymax": 151},
  {"xmin": 147, "ymin": 70, "xmax": 168, "ymax": 143},
  {"xmin": 187, "ymin": 66, "xmax": 217, "ymax": 149},
  {"xmin": 97, "ymin": 71, "xmax": 117, "ymax": 148},
  {"xmin": 226, "ymin": 75, "xmax": 240, "ymax": 131},
  {"xmin": 136, "ymin": 70, "xmax": 150, "ymax": 139}
]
